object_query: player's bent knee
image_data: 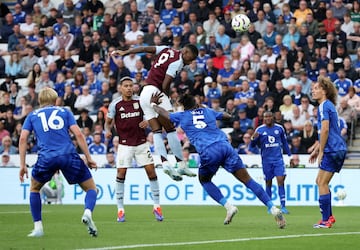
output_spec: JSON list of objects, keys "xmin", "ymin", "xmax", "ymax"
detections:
[{"xmin": 199, "ymin": 174, "xmax": 213, "ymax": 184}]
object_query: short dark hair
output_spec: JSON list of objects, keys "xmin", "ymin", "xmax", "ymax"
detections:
[
  {"xmin": 178, "ymin": 94, "xmax": 196, "ymax": 110},
  {"xmin": 184, "ymin": 44, "xmax": 199, "ymax": 58}
]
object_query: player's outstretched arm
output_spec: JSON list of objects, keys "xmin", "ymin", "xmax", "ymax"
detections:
[
  {"xmin": 19, "ymin": 129, "xmax": 30, "ymax": 183},
  {"xmin": 70, "ymin": 124, "xmax": 97, "ymax": 170},
  {"xmin": 111, "ymin": 46, "xmax": 157, "ymax": 57}
]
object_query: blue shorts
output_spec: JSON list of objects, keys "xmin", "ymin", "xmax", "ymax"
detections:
[
  {"xmin": 32, "ymin": 153, "xmax": 93, "ymax": 184},
  {"xmin": 262, "ymin": 160, "xmax": 286, "ymax": 181},
  {"xmin": 319, "ymin": 150, "xmax": 346, "ymax": 173},
  {"xmin": 199, "ymin": 141, "xmax": 245, "ymax": 177}
]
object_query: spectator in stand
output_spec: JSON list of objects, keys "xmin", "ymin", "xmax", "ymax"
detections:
[
  {"xmin": 219, "ymin": 83, "xmax": 234, "ymax": 109},
  {"xmin": 76, "ymin": 36, "xmax": 96, "ymax": 67},
  {"xmin": 238, "ymin": 133, "xmax": 259, "ymax": 155},
  {"xmin": 221, "ymin": 99, "xmax": 238, "ymax": 128},
  {"xmin": 101, "ymin": 152, "xmax": 116, "ymax": 168},
  {"xmin": 293, "ymin": 1, "xmax": 312, "ymax": 27},
  {"xmin": 300, "ymin": 120, "xmax": 318, "ymax": 153},
  {"xmin": 343, "ymin": 86, "xmax": 360, "ymax": 112},
  {"xmin": 237, "ymin": 109, "xmax": 253, "ymax": 133},
  {"xmin": 290, "ymin": 135, "xmax": 307, "ymax": 154},
  {"xmin": 74, "ymin": 85, "xmax": 94, "ymax": 114},
  {"xmin": 0, "ymin": 151, "xmax": 15, "ymax": 167},
  {"xmin": 0, "ymin": 135, "xmax": 17, "ymax": 154},
  {"xmin": 323, "ymin": 9, "xmax": 338, "ymax": 33},
  {"xmin": 63, "ymin": 83, "xmax": 77, "ymax": 113},
  {"xmin": 12, "ymin": 4, "xmax": 26, "ymax": 25},
  {"xmin": 217, "ymin": 59, "xmax": 234, "ymax": 85},
  {"xmin": 254, "ymin": 10, "xmax": 269, "ymax": 37},
  {"xmin": 229, "ymin": 120, "xmax": 244, "ymax": 149},
  {"xmin": 291, "ymin": 84, "xmax": 305, "ymax": 106},
  {"xmin": 334, "ymin": 68, "xmax": 353, "ymax": 97},
  {"xmin": 93, "ymin": 81, "xmax": 112, "ymax": 114},
  {"xmin": 290, "ymin": 105, "xmax": 307, "ymax": 131},
  {"xmin": 337, "ymin": 98, "xmax": 356, "ymax": 138},
  {"xmin": 5, "ymin": 53, "xmax": 22, "ymax": 79},
  {"xmin": 330, "ymin": 0, "xmax": 348, "ymax": 22},
  {"xmin": 20, "ymin": 14, "xmax": 35, "ymax": 38},
  {"xmin": 272, "ymin": 80, "xmax": 289, "ymax": 111},
  {"xmin": 280, "ymin": 95, "xmax": 297, "ymax": 121},
  {"xmin": 34, "ymin": 71, "xmax": 54, "ymax": 93},
  {"xmin": 1, "ymin": 13, "xmax": 15, "ymax": 43}
]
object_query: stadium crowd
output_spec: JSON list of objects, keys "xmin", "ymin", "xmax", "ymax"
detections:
[{"xmin": 0, "ymin": 0, "xmax": 359, "ymax": 162}]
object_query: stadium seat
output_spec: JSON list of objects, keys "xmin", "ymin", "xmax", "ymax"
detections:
[
  {"xmin": 71, "ymin": 55, "xmax": 79, "ymax": 62},
  {"xmin": 0, "ymin": 43, "xmax": 8, "ymax": 52},
  {"xmin": 16, "ymin": 78, "xmax": 28, "ymax": 88},
  {"xmin": 3, "ymin": 55, "xmax": 10, "ymax": 65},
  {"xmin": 77, "ymin": 67, "xmax": 86, "ymax": 72},
  {"xmin": 221, "ymin": 128, "xmax": 234, "ymax": 135}
]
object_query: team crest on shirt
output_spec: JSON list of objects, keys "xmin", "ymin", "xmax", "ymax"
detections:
[
  {"xmin": 274, "ymin": 130, "xmax": 279, "ymax": 135},
  {"xmin": 133, "ymin": 103, "xmax": 139, "ymax": 109},
  {"xmin": 268, "ymin": 135, "xmax": 275, "ymax": 144}
]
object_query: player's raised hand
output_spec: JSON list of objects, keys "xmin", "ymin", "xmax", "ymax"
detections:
[
  {"xmin": 150, "ymin": 92, "xmax": 164, "ymax": 105},
  {"xmin": 19, "ymin": 166, "xmax": 28, "ymax": 183}
]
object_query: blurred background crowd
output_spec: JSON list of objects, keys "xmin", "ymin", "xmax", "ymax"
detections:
[{"xmin": 0, "ymin": 0, "xmax": 359, "ymax": 166}]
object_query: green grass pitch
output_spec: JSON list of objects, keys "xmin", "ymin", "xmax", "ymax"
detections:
[{"xmin": 1, "ymin": 205, "xmax": 359, "ymax": 250}]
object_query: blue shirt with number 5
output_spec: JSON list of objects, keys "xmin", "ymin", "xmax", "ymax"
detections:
[
  {"xmin": 22, "ymin": 106, "xmax": 77, "ymax": 158},
  {"xmin": 170, "ymin": 108, "xmax": 228, "ymax": 154}
]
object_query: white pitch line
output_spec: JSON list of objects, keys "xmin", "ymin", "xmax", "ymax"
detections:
[
  {"xmin": 0, "ymin": 211, "xmax": 30, "ymax": 214},
  {"xmin": 75, "ymin": 231, "xmax": 360, "ymax": 250},
  {"xmin": 0, "ymin": 211, "xmax": 51, "ymax": 214}
]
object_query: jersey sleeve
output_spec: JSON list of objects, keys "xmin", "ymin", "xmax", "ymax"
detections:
[
  {"xmin": 67, "ymin": 109, "xmax": 77, "ymax": 126},
  {"xmin": 155, "ymin": 46, "xmax": 169, "ymax": 54},
  {"xmin": 208, "ymin": 109, "xmax": 223, "ymax": 120},
  {"xmin": 22, "ymin": 113, "xmax": 33, "ymax": 132},
  {"xmin": 169, "ymin": 112, "xmax": 182, "ymax": 124},
  {"xmin": 107, "ymin": 98, "xmax": 118, "ymax": 119},
  {"xmin": 166, "ymin": 59, "xmax": 182, "ymax": 78},
  {"xmin": 319, "ymin": 101, "xmax": 330, "ymax": 121}
]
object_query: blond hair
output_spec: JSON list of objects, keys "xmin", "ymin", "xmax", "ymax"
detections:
[
  {"xmin": 302, "ymin": 120, "xmax": 314, "ymax": 138},
  {"xmin": 38, "ymin": 87, "xmax": 58, "ymax": 107}
]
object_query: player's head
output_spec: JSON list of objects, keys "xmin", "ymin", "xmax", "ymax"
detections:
[
  {"xmin": 178, "ymin": 94, "xmax": 197, "ymax": 110},
  {"xmin": 313, "ymin": 76, "xmax": 337, "ymax": 105},
  {"xmin": 263, "ymin": 110, "xmax": 274, "ymax": 126},
  {"xmin": 181, "ymin": 44, "xmax": 198, "ymax": 65},
  {"xmin": 119, "ymin": 76, "xmax": 134, "ymax": 98},
  {"xmin": 38, "ymin": 87, "xmax": 58, "ymax": 107}
]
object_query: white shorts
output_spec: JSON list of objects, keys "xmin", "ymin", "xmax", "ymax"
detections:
[
  {"xmin": 116, "ymin": 143, "xmax": 154, "ymax": 168},
  {"xmin": 140, "ymin": 85, "xmax": 173, "ymax": 120}
]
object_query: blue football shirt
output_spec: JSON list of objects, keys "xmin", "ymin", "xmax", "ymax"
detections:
[
  {"xmin": 318, "ymin": 100, "xmax": 347, "ymax": 152},
  {"xmin": 22, "ymin": 106, "xmax": 77, "ymax": 158},
  {"xmin": 169, "ymin": 108, "xmax": 228, "ymax": 154},
  {"xmin": 251, "ymin": 123, "xmax": 291, "ymax": 162}
]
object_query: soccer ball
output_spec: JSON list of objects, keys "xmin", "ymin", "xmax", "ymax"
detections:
[
  {"xmin": 336, "ymin": 189, "xmax": 347, "ymax": 200},
  {"xmin": 231, "ymin": 14, "xmax": 251, "ymax": 32}
]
